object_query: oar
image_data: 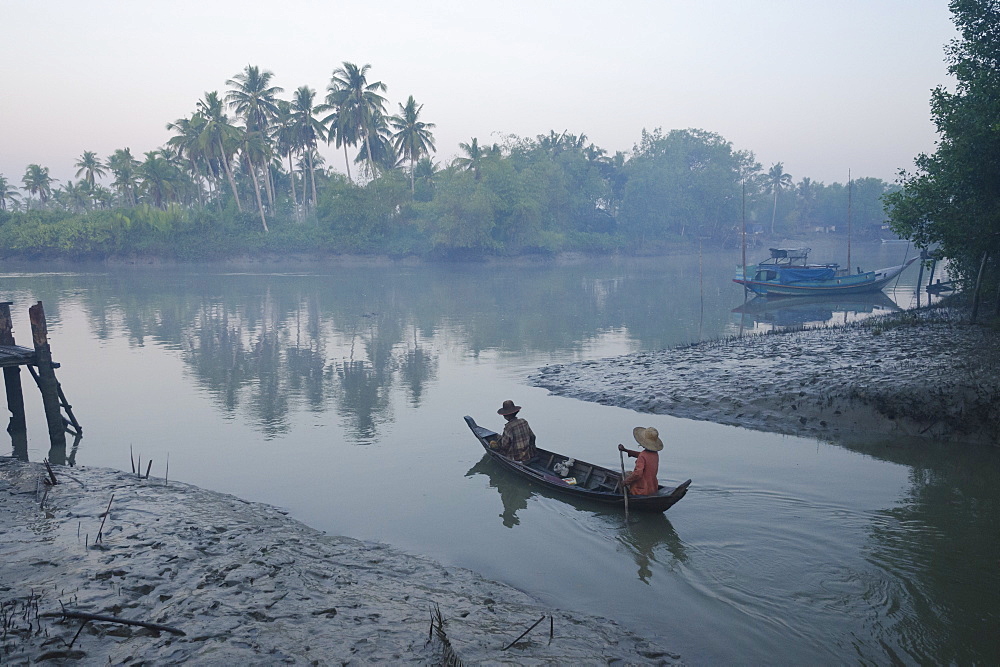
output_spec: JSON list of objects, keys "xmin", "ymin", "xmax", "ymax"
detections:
[{"xmin": 619, "ymin": 447, "xmax": 630, "ymax": 521}]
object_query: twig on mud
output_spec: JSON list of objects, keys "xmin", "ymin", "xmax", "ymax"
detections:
[
  {"xmin": 41, "ymin": 610, "xmax": 186, "ymax": 637},
  {"xmin": 96, "ymin": 494, "xmax": 114, "ymax": 544},
  {"xmin": 43, "ymin": 459, "xmax": 58, "ymax": 485},
  {"xmin": 501, "ymin": 614, "xmax": 549, "ymax": 651}
]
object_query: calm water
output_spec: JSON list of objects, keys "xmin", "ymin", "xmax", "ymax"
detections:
[{"xmin": 3, "ymin": 240, "xmax": 996, "ymax": 665}]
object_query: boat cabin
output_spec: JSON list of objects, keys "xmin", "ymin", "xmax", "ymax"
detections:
[{"xmin": 750, "ymin": 248, "xmax": 843, "ymax": 283}]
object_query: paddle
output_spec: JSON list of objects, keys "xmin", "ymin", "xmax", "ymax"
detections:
[{"xmin": 619, "ymin": 446, "xmax": 630, "ymax": 521}]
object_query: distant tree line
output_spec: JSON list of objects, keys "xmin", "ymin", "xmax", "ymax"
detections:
[{"xmin": 0, "ymin": 62, "xmax": 897, "ymax": 261}]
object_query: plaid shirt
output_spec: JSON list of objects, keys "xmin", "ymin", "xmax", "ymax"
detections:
[{"xmin": 492, "ymin": 417, "xmax": 537, "ymax": 462}]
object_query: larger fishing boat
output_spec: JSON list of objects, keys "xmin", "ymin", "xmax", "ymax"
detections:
[{"xmin": 733, "ymin": 247, "xmax": 917, "ymax": 297}]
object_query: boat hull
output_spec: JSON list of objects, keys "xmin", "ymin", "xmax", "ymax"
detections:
[
  {"xmin": 734, "ymin": 257, "xmax": 917, "ymax": 297},
  {"xmin": 464, "ymin": 416, "xmax": 690, "ymax": 513}
]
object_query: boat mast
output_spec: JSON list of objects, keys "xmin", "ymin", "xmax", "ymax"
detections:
[
  {"xmin": 741, "ymin": 178, "xmax": 747, "ymax": 284},
  {"xmin": 847, "ymin": 169, "xmax": 852, "ymax": 273}
]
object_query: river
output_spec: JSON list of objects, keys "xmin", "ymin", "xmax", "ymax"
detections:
[{"xmin": 3, "ymin": 239, "xmax": 996, "ymax": 664}]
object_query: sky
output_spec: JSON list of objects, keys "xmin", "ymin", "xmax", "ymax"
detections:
[{"xmin": 1, "ymin": 0, "xmax": 958, "ymax": 189}]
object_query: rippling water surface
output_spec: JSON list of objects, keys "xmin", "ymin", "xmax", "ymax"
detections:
[{"xmin": 3, "ymin": 240, "xmax": 996, "ymax": 664}]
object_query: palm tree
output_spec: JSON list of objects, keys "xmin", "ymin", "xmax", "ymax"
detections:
[
  {"xmin": 107, "ymin": 148, "xmax": 140, "ymax": 207},
  {"xmin": 272, "ymin": 100, "xmax": 301, "ymax": 211},
  {"xmin": 319, "ymin": 98, "xmax": 358, "ymax": 182},
  {"xmin": 389, "ymin": 95, "xmax": 436, "ymax": 193},
  {"xmin": 166, "ymin": 114, "xmax": 210, "ymax": 206},
  {"xmin": 326, "ymin": 62, "xmax": 387, "ymax": 181},
  {"xmin": 237, "ymin": 130, "xmax": 271, "ymax": 232},
  {"xmin": 290, "ymin": 86, "xmax": 326, "ymax": 208},
  {"xmin": 196, "ymin": 91, "xmax": 243, "ymax": 212},
  {"xmin": 766, "ymin": 162, "xmax": 793, "ymax": 234},
  {"xmin": 225, "ymin": 65, "xmax": 283, "ymax": 133},
  {"xmin": 226, "ymin": 66, "xmax": 283, "ymax": 209},
  {"xmin": 0, "ymin": 174, "xmax": 21, "ymax": 211},
  {"xmin": 58, "ymin": 180, "xmax": 90, "ymax": 213},
  {"xmin": 797, "ymin": 177, "xmax": 818, "ymax": 229},
  {"xmin": 138, "ymin": 151, "xmax": 184, "ymax": 209},
  {"xmin": 453, "ymin": 138, "xmax": 486, "ymax": 180},
  {"xmin": 21, "ymin": 164, "xmax": 55, "ymax": 208},
  {"xmin": 74, "ymin": 151, "xmax": 107, "ymax": 187}
]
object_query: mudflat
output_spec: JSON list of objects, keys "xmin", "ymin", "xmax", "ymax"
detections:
[
  {"xmin": 0, "ymin": 459, "xmax": 676, "ymax": 664},
  {"xmin": 531, "ymin": 307, "xmax": 999, "ymax": 446}
]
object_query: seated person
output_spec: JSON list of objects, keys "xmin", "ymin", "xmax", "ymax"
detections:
[
  {"xmin": 618, "ymin": 426, "xmax": 662, "ymax": 495},
  {"xmin": 490, "ymin": 400, "xmax": 537, "ymax": 462}
]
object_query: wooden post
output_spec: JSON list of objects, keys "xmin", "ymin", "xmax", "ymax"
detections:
[
  {"xmin": 0, "ymin": 302, "xmax": 27, "ymax": 436},
  {"xmin": 28, "ymin": 302, "xmax": 67, "ymax": 453},
  {"xmin": 915, "ymin": 259, "xmax": 924, "ymax": 308},
  {"xmin": 970, "ymin": 249, "xmax": 989, "ymax": 324}
]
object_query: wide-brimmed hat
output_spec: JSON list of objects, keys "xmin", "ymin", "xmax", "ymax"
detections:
[
  {"xmin": 497, "ymin": 400, "xmax": 522, "ymax": 416},
  {"xmin": 632, "ymin": 426, "xmax": 663, "ymax": 451}
]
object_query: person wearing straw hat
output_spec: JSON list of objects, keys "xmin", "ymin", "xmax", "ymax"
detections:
[
  {"xmin": 618, "ymin": 427, "xmax": 663, "ymax": 495},
  {"xmin": 490, "ymin": 400, "xmax": 538, "ymax": 462}
]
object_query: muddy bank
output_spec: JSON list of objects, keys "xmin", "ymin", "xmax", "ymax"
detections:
[
  {"xmin": 0, "ymin": 459, "xmax": 677, "ymax": 664},
  {"xmin": 530, "ymin": 307, "xmax": 999, "ymax": 446}
]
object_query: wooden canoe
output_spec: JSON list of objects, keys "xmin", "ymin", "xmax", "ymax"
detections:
[{"xmin": 464, "ymin": 416, "xmax": 691, "ymax": 513}]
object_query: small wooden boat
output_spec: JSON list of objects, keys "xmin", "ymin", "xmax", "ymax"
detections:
[
  {"xmin": 464, "ymin": 416, "xmax": 691, "ymax": 513},
  {"xmin": 733, "ymin": 247, "xmax": 917, "ymax": 297}
]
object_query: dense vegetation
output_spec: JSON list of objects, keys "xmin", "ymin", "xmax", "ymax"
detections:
[
  {"xmin": 1, "ymin": 63, "xmax": 896, "ymax": 261},
  {"xmin": 886, "ymin": 0, "xmax": 1000, "ymax": 314}
]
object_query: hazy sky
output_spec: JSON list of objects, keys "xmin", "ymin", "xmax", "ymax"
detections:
[{"xmin": 2, "ymin": 0, "xmax": 957, "ymax": 188}]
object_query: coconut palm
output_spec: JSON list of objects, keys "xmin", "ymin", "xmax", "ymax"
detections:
[
  {"xmin": 326, "ymin": 62, "xmax": 387, "ymax": 181},
  {"xmin": 225, "ymin": 65, "xmax": 283, "ymax": 133},
  {"xmin": 290, "ymin": 86, "xmax": 326, "ymax": 208},
  {"xmin": 271, "ymin": 100, "xmax": 302, "ymax": 211},
  {"xmin": 138, "ymin": 151, "xmax": 185, "ymax": 209},
  {"xmin": 237, "ymin": 130, "xmax": 271, "ymax": 232},
  {"xmin": 226, "ymin": 66, "xmax": 283, "ymax": 208},
  {"xmin": 766, "ymin": 162, "xmax": 793, "ymax": 234},
  {"xmin": 196, "ymin": 91, "xmax": 243, "ymax": 212},
  {"xmin": 74, "ymin": 151, "xmax": 107, "ymax": 187},
  {"xmin": 21, "ymin": 164, "xmax": 55, "ymax": 208},
  {"xmin": 453, "ymin": 138, "xmax": 486, "ymax": 180},
  {"xmin": 57, "ymin": 180, "xmax": 90, "ymax": 213},
  {"xmin": 319, "ymin": 98, "xmax": 358, "ymax": 182},
  {"xmin": 389, "ymin": 95, "xmax": 436, "ymax": 193},
  {"xmin": 0, "ymin": 174, "xmax": 21, "ymax": 211},
  {"xmin": 107, "ymin": 148, "xmax": 140, "ymax": 207},
  {"xmin": 166, "ymin": 114, "xmax": 210, "ymax": 205}
]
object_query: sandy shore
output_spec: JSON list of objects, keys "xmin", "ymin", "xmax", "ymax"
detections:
[
  {"xmin": 530, "ymin": 306, "xmax": 1000, "ymax": 446},
  {"xmin": 0, "ymin": 459, "xmax": 677, "ymax": 665}
]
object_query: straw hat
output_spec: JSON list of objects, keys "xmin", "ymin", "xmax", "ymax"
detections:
[
  {"xmin": 497, "ymin": 400, "xmax": 522, "ymax": 416},
  {"xmin": 632, "ymin": 426, "xmax": 663, "ymax": 451}
]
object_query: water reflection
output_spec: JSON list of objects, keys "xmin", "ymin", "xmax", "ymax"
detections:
[
  {"xmin": 466, "ymin": 454, "xmax": 688, "ymax": 582},
  {"xmin": 466, "ymin": 456, "xmax": 531, "ymax": 528},
  {"xmin": 731, "ymin": 292, "xmax": 902, "ymax": 332}
]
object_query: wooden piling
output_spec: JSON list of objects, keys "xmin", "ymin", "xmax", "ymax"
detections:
[
  {"xmin": 0, "ymin": 302, "xmax": 28, "ymax": 435},
  {"xmin": 28, "ymin": 302, "xmax": 67, "ymax": 453}
]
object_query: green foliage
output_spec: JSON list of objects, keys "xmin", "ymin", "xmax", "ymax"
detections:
[
  {"xmin": 885, "ymin": 0, "xmax": 1000, "ymax": 292},
  {"xmin": 620, "ymin": 129, "xmax": 743, "ymax": 245}
]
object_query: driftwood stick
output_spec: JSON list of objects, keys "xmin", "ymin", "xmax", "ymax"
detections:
[
  {"xmin": 44, "ymin": 458, "xmax": 58, "ymax": 485},
  {"xmin": 130, "ymin": 445, "xmax": 135, "ymax": 474},
  {"xmin": 501, "ymin": 614, "xmax": 548, "ymax": 651},
  {"xmin": 165, "ymin": 453, "xmax": 169, "ymax": 486},
  {"xmin": 41, "ymin": 610, "xmax": 186, "ymax": 636},
  {"xmin": 96, "ymin": 493, "xmax": 114, "ymax": 543},
  {"xmin": 145, "ymin": 460, "xmax": 153, "ymax": 480}
]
